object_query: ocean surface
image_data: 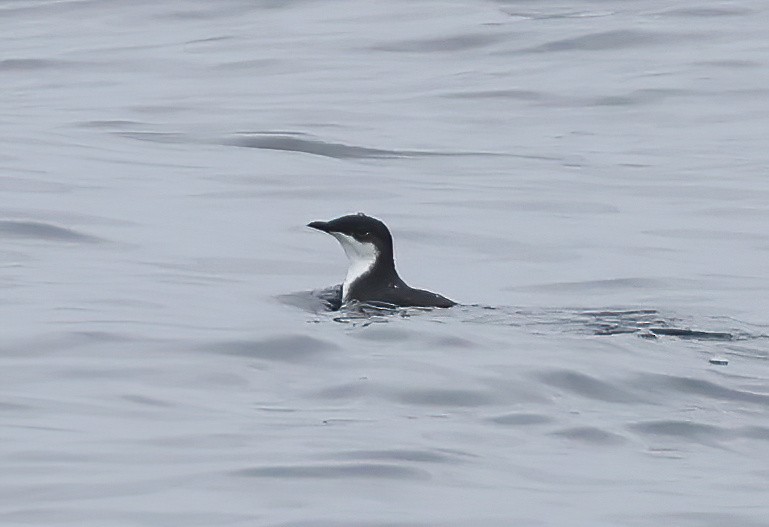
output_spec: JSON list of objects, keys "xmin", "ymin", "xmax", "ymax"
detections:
[{"xmin": 2, "ymin": 1, "xmax": 769, "ymax": 525}]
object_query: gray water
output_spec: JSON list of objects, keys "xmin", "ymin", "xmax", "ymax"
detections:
[{"xmin": 3, "ymin": 1, "xmax": 769, "ymax": 525}]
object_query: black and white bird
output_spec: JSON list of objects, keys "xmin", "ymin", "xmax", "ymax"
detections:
[{"xmin": 308, "ymin": 213, "xmax": 456, "ymax": 309}]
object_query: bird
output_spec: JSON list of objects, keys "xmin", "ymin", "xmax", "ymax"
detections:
[{"xmin": 307, "ymin": 213, "xmax": 456, "ymax": 309}]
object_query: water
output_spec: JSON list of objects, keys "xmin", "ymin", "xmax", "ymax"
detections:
[{"xmin": 2, "ymin": 0, "xmax": 769, "ymax": 525}]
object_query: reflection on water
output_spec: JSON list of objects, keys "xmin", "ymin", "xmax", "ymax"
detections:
[{"xmin": 282, "ymin": 289, "xmax": 755, "ymax": 342}]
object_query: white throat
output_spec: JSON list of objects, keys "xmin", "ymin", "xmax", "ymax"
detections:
[{"xmin": 330, "ymin": 232, "xmax": 379, "ymax": 302}]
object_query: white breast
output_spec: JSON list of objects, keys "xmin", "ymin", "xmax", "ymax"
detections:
[{"xmin": 329, "ymin": 232, "xmax": 379, "ymax": 302}]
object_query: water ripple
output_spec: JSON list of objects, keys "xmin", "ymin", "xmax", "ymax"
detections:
[
  {"xmin": 270, "ymin": 521, "xmax": 427, "ymax": 527},
  {"xmin": 629, "ymin": 420, "xmax": 730, "ymax": 443},
  {"xmin": 657, "ymin": 7, "xmax": 755, "ymax": 18},
  {"xmin": 550, "ymin": 426, "xmax": 627, "ymax": 446},
  {"xmin": 203, "ymin": 335, "xmax": 339, "ymax": 363},
  {"xmin": 489, "ymin": 413, "xmax": 553, "ymax": 426},
  {"xmin": 226, "ymin": 132, "xmax": 506, "ymax": 160},
  {"xmin": 373, "ymin": 33, "xmax": 506, "ymax": 53},
  {"xmin": 0, "ymin": 220, "xmax": 102, "ymax": 243},
  {"xmin": 631, "ymin": 374, "xmax": 769, "ymax": 406},
  {"xmin": 631, "ymin": 422, "xmax": 769, "ymax": 446},
  {"xmin": 325, "ymin": 448, "xmax": 461, "ymax": 464},
  {"xmin": 234, "ymin": 463, "xmax": 431, "ymax": 480},
  {"xmin": 0, "ymin": 58, "xmax": 83, "ymax": 71},
  {"xmin": 538, "ymin": 370, "xmax": 650, "ymax": 404},
  {"xmin": 526, "ymin": 30, "xmax": 695, "ymax": 53},
  {"xmin": 393, "ymin": 388, "xmax": 496, "ymax": 407}
]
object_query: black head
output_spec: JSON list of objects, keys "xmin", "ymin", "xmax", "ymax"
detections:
[{"xmin": 307, "ymin": 213, "xmax": 394, "ymax": 255}]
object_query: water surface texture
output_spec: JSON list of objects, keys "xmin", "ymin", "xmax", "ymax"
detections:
[{"xmin": 2, "ymin": 1, "xmax": 769, "ymax": 526}]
